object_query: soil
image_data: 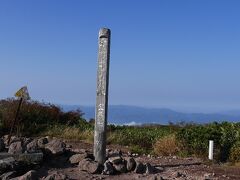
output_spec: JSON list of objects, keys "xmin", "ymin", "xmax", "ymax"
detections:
[{"xmin": 34, "ymin": 140, "xmax": 240, "ymax": 180}]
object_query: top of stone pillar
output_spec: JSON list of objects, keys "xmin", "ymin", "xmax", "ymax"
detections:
[{"xmin": 99, "ymin": 28, "xmax": 111, "ymax": 38}]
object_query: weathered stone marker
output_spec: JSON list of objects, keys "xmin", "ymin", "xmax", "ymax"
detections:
[{"xmin": 94, "ymin": 28, "xmax": 111, "ymax": 164}]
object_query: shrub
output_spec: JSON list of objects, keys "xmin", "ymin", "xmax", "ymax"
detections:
[
  {"xmin": 176, "ymin": 122, "xmax": 240, "ymax": 161},
  {"xmin": 153, "ymin": 134, "xmax": 180, "ymax": 156},
  {"xmin": 107, "ymin": 126, "xmax": 173, "ymax": 153},
  {"xmin": 0, "ymin": 98, "xmax": 86, "ymax": 136},
  {"xmin": 229, "ymin": 143, "xmax": 240, "ymax": 162}
]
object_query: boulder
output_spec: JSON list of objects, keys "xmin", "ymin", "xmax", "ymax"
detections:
[
  {"xmin": 69, "ymin": 153, "xmax": 88, "ymax": 164},
  {"xmin": 134, "ymin": 161, "xmax": 146, "ymax": 174},
  {"xmin": 37, "ymin": 137, "xmax": 48, "ymax": 148},
  {"xmin": 45, "ymin": 139, "xmax": 66, "ymax": 155},
  {"xmin": 10, "ymin": 170, "xmax": 37, "ymax": 180},
  {"xmin": 113, "ymin": 161, "xmax": 127, "ymax": 173},
  {"xmin": 103, "ymin": 161, "xmax": 114, "ymax": 175},
  {"xmin": 79, "ymin": 158, "xmax": 103, "ymax": 174},
  {"xmin": 108, "ymin": 155, "xmax": 123, "ymax": 164},
  {"xmin": 145, "ymin": 163, "xmax": 155, "ymax": 174},
  {"xmin": 8, "ymin": 141, "xmax": 24, "ymax": 154},
  {"xmin": 0, "ymin": 138, "xmax": 5, "ymax": 152},
  {"xmin": 0, "ymin": 171, "xmax": 17, "ymax": 180},
  {"xmin": 43, "ymin": 173, "xmax": 68, "ymax": 180},
  {"xmin": 26, "ymin": 140, "xmax": 39, "ymax": 153},
  {"xmin": 0, "ymin": 152, "xmax": 43, "ymax": 164},
  {"xmin": 0, "ymin": 157, "xmax": 15, "ymax": 174},
  {"xmin": 107, "ymin": 149, "xmax": 122, "ymax": 158},
  {"xmin": 22, "ymin": 138, "xmax": 33, "ymax": 148},
  {"xmin": 125, "ymin": 157, "xmax": 136, "ymax": 171}
]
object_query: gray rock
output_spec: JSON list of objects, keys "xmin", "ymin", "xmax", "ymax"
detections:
[
  {"xmin": 6, "ymin": 136, "xmax": 22, "ymax": 146},
  {"xmin": 70, "ymin": 148, "xmax": 86, "ymax": 154},
  {"xmin": 8, "ymin": 141, "xmax": 24, "ymax": 154},
  {"xmin": 0, "ymin": 152, "xmax": 43, "ymax": 164},
  {"xmin": 155, "ymin": 166, "xmax": 164, "ymax": 173},
  {"xmin": 69, "ymin": 153, "xmax": 88, "ymax": 164},
  {"xmin": 26, "ymin": 140, "xmax": 39, "ymax": 153},
  {"xmin": 103, "ymin": 161, "xmax": 114, "ymax": 175},
  {"xmin": 10, "ymin": 170, "xmax": 37, "ymax": 180},
  {"xmin": 37, "ymin": 137, "xmax": 48, "ymax": 148},
  {"xmin": 43, "ymin": 173, "xmax": 68, "ymax": 180},
  {"xmin": 149, "ymin": 175, "xmax": 164, "ymax": 180},
  {"xmin": 45, "ymin": 139, "xmax": 66, "ymax": 155},
  {"xmin": 22, "ymin": 138, "xmax": 33, "ymax": 148},
  {"xmin": 125, "ymin": 157, "xmax": 136, "ymax": 171},
  {"xmin": 134, "ymin": 161, "xmax": 146, "ymax": 174},
  {"xmin": 0, "ymin": 138, "xmax": 5, "ymax": 152},
  {"xmin": 79, "ymin": 158, "xmax": 103, "ymax": 174},
  {"xmin": 145, "ymin": 163, "xmax": 154, "ymax": 174},
  {"xmin": 0, "ymin": 157, "xmax": 15, "ymax": 174},
  {"xmin": 108, "ymin": 155, "xmax": 123, "ymax": 164},
  {"xmin": 0, "ymin": 171, "xmax": 17, "ymax": 180},
  {"xmin": 113, "ymin": 161, "xmax": 127, "ymax": 173}
]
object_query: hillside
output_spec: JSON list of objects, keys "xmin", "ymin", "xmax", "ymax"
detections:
[{"xmin": 61, "ymin": 105, "xmax": 240, "ymax": 125}]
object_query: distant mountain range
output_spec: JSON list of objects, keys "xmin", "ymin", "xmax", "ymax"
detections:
[{"xmin": 60, "ymin": 105, "xmax": 240, "ymax": 125}]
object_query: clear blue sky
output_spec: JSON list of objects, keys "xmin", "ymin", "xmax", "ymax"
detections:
[{"xmin": 0, "ymin": 0, "xmax": 240, "ymax": 112}]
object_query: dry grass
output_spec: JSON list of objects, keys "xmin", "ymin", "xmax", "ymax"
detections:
[
  {"xmin": 153, "ymin": 134, "xmax": 180, "ymax": 156},
  {"xmin": 40, "ymin": 125, "xmax": 94, "ymax": 143},
  {"xmin": 229, "ymin": 145, "xmax": 240, "ymax": 163}
]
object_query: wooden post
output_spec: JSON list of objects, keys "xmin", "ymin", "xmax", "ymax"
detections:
[
  {"xmin": 94, "ymin": 28, "xmax": 111, "ymax": 164},
  {"xmin": 8, "ymin": 97, "xmax": 23, "ymax": 145}
]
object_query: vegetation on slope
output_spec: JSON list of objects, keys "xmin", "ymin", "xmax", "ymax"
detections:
[{"xmin": 0, "ymin": 98, "xmax": 240, "ymax": 163}]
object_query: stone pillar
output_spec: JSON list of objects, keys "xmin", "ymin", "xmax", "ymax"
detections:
[{"xmin": 94, "ymin": 28, "xmax": 111, "ymax": 164}]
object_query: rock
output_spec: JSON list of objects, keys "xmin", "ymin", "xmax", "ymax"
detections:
[
  {"xmin": 44, "ymin": 173, "xmax": 68, "ymax": 180},
  {"xmin": 134, "ymin": 161, "xmax": 146, "ymax": 174},
  {"xmin": 26, "ymin": 140, "xmax": 39, "ymax": 153},
  {"xmin": 149, "ymin": 175, "xmax": 164, "ymax": 180},
  {"xmin": 7, "ymin": 136, "xmax": 22, "ymax": 145},
  {"xmin": 204, "ymin": 173, "xmax": 213, "ymax": 180},
  {"xmin": 37, "ymin": 137, "xmax": 48, "ymax": 148},
  {"xmin": 102, "ymin": 161, "xmax": 114, "ymax": 175},
  {"xmin": 79, "ymin": 158, "xmax": 103, "ymax": 174},
  {"xmin": 108, "ymin": 155, "xmax": 123, "ymax": 164},
  {"xmin": 70, "ymin": 148, "xmax": 87, "ymax": 154},
  {"xmin": 45, "ymin": 139, "xmax": 66, "ymax": 155},
  {"xmin": 125, "ymin": 157, "xmax": 136, "ymax": 171},
  {"xmin": 145, "ymin": 163, "xmax": 154, "ymax": 174},
  {"xmin": 0, "ymin": 138, "xmax": 5, "ymax": 151},
  {"xmin": 0, "ymin": 157, "xmax": 16, "ymax": 174},
  {"xmin": 11, "ymin": 170, "xmax": 37, "ymax": 180},
  {"xmin": 113, "ymin": 161, "xmax": 127, "ymax": 173},
  {"xmin": 69, "ymin": 153, "xmax": 88, "ymax": 164},
  {"xmin": 0, "ymin": 152, "xmax": 43, "ymax": 164},
  {"xmin": 66, "ymin": 144, "xmax": 72, "ymax": 149},
  {"xmin": 155, "ymin": 166, "xmax": 164, "ymax": 173},
  {"xmin": 175, "ymin": 171, "xmax": 183, "ymax": 178},
  {"xmin": 0, "ymin": 171, "xmax": 17, "ymax": 180},
  {"xmin": 22, "ymin": 138, "xmax": 33, "ymax": 148},
  {"xmin": 8, "ymin": 141, "xmax": 24, "ymax": 154}
]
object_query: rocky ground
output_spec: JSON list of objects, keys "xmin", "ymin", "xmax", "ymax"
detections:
[{"xmin": 0, "ymin": 135, "xmax": 240, "ymax": 180}]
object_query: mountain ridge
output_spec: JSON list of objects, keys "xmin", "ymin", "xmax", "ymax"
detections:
[{"xmin": 60, "ymin": 105, "xmax": 240, "ymax": 125}]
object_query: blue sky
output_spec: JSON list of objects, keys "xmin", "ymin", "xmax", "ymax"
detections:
[{"xmin": 0, "ymin": 0, "xmax": 240, "ymax": 112}]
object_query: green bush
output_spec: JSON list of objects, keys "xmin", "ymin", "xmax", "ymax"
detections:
[
  {"xmin": 0, "ymin": 98, "xmax": 86, "ymax": 136},
  {"xmin": 107, "ymin": 125, "xmax": 173, "ymax": 153},
  {"xmin": 176, "ymin": 122, "xmax": 240, "ymax": 161}
]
